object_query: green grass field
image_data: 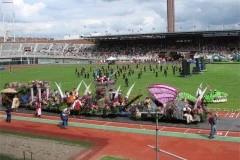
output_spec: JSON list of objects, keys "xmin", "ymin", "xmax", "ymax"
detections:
[
  {"xmin": 100, "ymin": 156, "xmax": 129, "ymax": 160},
  {"xmin": 0, "ymin": 63, "xmax": 239, "ymax": 111}
]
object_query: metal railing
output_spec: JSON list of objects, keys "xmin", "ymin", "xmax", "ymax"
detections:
[{"xmin": 23, "ymin": 150, "xmax": 33, "ymax": 160}]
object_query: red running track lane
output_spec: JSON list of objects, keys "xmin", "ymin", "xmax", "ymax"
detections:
[
  {"xmin": 1, "ymin": 111, "xmax": 239, "ymax": 138},
  {"xmin": 0, "ymin": 109, "xmax": 239, "ymax": 118},
  {"xmin": 212, "ymin": 111, "xmax": 240, "ymax": 118},
  {"xmin": 0, "ymin": 119, "xmax": 239, "ymax": 160}
]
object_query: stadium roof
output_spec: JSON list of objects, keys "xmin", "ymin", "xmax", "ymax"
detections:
[{"xmin": 85, "ymin": 29, "xmax": 240, "ymax": 41}]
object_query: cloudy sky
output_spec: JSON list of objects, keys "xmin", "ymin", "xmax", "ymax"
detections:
[{"xmin": 0, "ymin": 0, "xmax": 239, "ymax": 38}]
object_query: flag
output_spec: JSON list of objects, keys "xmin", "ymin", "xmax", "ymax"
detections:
[{"xmin": 152, "ymin": 27, "xmax": 155, "ymax": 30}]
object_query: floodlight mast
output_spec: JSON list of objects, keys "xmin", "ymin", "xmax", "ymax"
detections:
[
  {"xmin": 147, "ymin": 112, "xmax": 187, "ymax": 160},
  {"xmin": 2, "ymin": 0, "xmax": 15, "ymax": 42}
]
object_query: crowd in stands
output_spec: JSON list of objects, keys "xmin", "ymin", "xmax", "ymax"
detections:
[{"xmin": 1, "ymin": 37, "xmax": 239, "ymax": 62}]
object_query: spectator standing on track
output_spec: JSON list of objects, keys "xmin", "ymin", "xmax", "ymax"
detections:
[
  {"xmin": 209, "ymin": 113, "xmax": 218, "ymax": 139},
  {"xmin": 61, "ymin": 107, "xmax": 70, "ymax": 129},
  {"xmin": 6, "ymin": 106, "xmax": 13, "ymax": 123}
]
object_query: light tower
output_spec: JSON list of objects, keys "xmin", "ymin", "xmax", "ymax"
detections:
[
  {"xmin": 1, "ymin": 0, "xmax": 15, "ymax": 42},
  {"xmin": 167, "ymin": 0, "xmax": 175, "ymax": 32}
]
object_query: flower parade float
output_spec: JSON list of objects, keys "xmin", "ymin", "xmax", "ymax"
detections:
[
  {"xmin": 1, "ymin": 80, "xmax": 228, "ymax": 123},
  {"xmin": 134, "ymin": 83, "xmax": 228, "ymax": 123},
  {"xmin": 1, "ymin": 82, "xmax": 30, "ymax": 107},
  {"xmin": 54, "ymin": 78, "xmax": 142, "ymax": 117},
  {"xmin": 203, "ymin": 90, "xmax": 228, "ymax": 103}
]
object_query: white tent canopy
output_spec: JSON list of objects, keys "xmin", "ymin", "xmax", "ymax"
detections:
[{"xmin": 106, "ymin": 56, "xmax": 117, "ymax": 61}]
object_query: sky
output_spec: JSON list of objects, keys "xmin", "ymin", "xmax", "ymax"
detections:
[{"xmin": 0, "ymin": 0, "xmax": 239, "ymax": 38}]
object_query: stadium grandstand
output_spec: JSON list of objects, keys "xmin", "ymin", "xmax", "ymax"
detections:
[{"xmin": 0, "ymin": 29, "xmax": 239, "ymax": 65}]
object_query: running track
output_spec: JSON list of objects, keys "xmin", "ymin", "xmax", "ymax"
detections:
[
  {"xmin": 0, "ymin": 111, "xmax": 239, "ymax": 160},
  {"xmin": 1, "ymin": 111, "xmax": 239, "ymax": 138},
  {"xmin": 216, "ymin": 111, "xmax": 240, "ymax": 118}
]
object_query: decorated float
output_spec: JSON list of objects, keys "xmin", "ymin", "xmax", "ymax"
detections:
[
  {"xmin": 203, "ymin": 90, "xmax": 228, "ymax": 103},
  {"xmin": 1, "ymin": 80, "xmax": 63, "ymax": 112},
  {"xmin": 1, "ymin": 88, "xmax": 19, "ymax": 107},
  {"xmin": 54, "ymin": 75, "xmax": 141, "ymax": 117},
  {"xmin": 1, "ymin": 82, "xmax": 30, "ymax": 107},
  {"xmin": 0, "ymin": 77, "xmax": 140, "ymax": 116},
  {"xmin": 1, "ymin": 79, "xmax": 228, "ymax": 124},
  {"xmin": 27, "ymin": 80, "xmax": 62, "ymax": 112},
  {"xmin": 133, "ymin": 83, "xmax": 228, "ymax": 123}
]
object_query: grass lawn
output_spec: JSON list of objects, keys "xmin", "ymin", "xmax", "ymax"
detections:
[
  {"xmin": 0, "ymin": 63, "xmax": 239, "ymax": 111},
  {"xmin": 0, "ymin": 153, "xmax": 21, "ymax": 160},
  {"xmin": 100, "ymin": 156, "xmax": 129, "ymax": 160}
]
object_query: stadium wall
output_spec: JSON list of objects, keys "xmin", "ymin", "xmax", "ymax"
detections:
[{"xmin": 0, "ymin": 55, "xmax": 99, "ymax": 65}]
